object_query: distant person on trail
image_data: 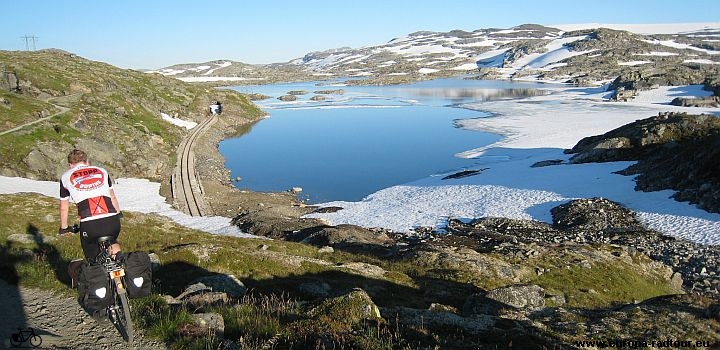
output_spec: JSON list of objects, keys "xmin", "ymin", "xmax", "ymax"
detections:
[
  {"xmin": 210, "ymin": 100, "xmax": 222, "ymax": 115},
  {"xmin": 58, "ymin": 149, "xmax": 123, "ymax": 262}
]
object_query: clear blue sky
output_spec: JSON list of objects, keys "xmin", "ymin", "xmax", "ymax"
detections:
[{"xmin": 3, "ymin": 0, "xmax": 719, "ymax": 69}]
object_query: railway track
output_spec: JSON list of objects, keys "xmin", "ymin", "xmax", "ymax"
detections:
[{"xmin": 173, "ymin": 115, "xmax": 216, "ymax": 216}]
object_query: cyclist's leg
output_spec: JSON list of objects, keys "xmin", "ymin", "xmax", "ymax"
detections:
[
  {"xmin": 106, "ymin": 214, "xmax": 122, "ymax": 259},
  {"xmin": 78, "ymin": 228, "xmax": 100, "ymax": 261},
  {"xmin": 79, "ymin": 216, "xmax": 120, "ymax": 260}
]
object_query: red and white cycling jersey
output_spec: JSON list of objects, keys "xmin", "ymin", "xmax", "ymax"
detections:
[{"xmin": 60, "ymin": 164, "xmax": 118, "ymax": 221}]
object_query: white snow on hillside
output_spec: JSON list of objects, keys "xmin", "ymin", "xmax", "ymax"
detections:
[
  {"xmin": 146, "ymin": 61, "xmax": 239, "ymax": 79},
  {"xmin": 203, "ymin": 61, "xmax": 232, "ymax": 75},
  {"xmin": 642, "ymin": 39, "xmax": 720, "ymax": 55},
  {"xmin": 550, "ymin": 23, "xmax": 720, "ymax": 34},
  {"xmin": 524, "ymin": 36, "xmax": 593, "ymax": 69},
  {"xmin": 160, "ymin": 112, "xmax": 197, "ymax": 129},
  {"xmin": 148, "ymin": 22, "xmax": 720, "ymax": 81},
  {"xmin": 618, "ymin": 60, "xmax": 653, "ymax": 66},
  {"xmin": 177, "ymin": 77, "xmax": 262, "ymax": 82}
]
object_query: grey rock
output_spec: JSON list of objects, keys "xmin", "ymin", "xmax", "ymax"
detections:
[
  {"xmin": 192, "ymin": 274, "xmax": 247, "ymax": 298},
  {"xmin": 191, "ymin": 312, "xmax": 224, "ymax": 338},
  {"xmin": 185, "ymin": 291, "xmax": 229, "ymax": 309},
  {"xmin": 148, "ymin": 252, "xmax": 161, "ymax": 272},
  {"xmin": 486, "ymin": 284, "xmax": 546, "ymax": 309}
]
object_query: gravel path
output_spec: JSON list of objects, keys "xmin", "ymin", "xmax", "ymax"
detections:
[{"xmin": 0, "ymin": 279, "xmax": 165, "ymax": 349}]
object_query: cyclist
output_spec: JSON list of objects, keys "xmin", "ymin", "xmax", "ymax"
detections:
[{"xmin": 58, "ymin": 149, "xmax": 123, "ymax": 261}]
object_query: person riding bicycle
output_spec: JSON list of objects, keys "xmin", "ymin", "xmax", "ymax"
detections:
[{"xmin": 58, "ymin": 149, "xmax": 123, "ymax": 261}]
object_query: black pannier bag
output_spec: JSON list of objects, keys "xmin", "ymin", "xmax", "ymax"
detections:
[
  {"xmin": 77, "ymin": 262, "xmax": 112, "ymax": 312},
  {"xmin": 124, "ymin": 251, "xmax": 152, "ymax": 298}
]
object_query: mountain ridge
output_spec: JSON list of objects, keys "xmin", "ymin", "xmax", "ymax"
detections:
[{"xmin": 149, "ymin": 22, "xmax": 720, "ymax": 87}]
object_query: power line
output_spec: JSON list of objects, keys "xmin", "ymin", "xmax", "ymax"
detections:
[{"xmin": 21, "ymin": 35, "xmax": 38, "ymax": 51}]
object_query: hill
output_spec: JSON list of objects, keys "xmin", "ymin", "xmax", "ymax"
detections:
[
  {"xmin": 0, "ymin": 49, "xmax": 263, "ymax": 189},
  {"xmin": 145, "ymin": 59, "xmax": 312, "ymax": 84}
]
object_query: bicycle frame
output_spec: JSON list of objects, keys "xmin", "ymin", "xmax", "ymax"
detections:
[
  {"xmin": 70, "ymin": 226, "xmax": 133, "ymax": 343},
  {"xmin": 93, "ymin": 237, "xmax": 133, "ymax": 342},
  {"xmin": 95, "ymin": 240, "xmax": 127, "ymax": 293},
  {"xmin": 10, "ymin": 327, "xmax": 42, "ymax": 347}
]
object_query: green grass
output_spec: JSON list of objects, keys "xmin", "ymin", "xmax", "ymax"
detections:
[
  {"xmin": 0, "ymin": 112, "xmax": 80, "ymax": 171},
  {"xmin": 530, "ymin": 249, "xmax": 678, "ymax": 309},
  {"xmin": 0, "ymin": 90, "xmax": 59, "ymax": 130}
]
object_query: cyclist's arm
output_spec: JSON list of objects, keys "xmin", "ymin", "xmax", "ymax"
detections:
[
  {"xmin": 109, "ymin": 188, "xmax": 121, "ymax": 215},
  {"xmin": 59, "ymin": 180, "xmax": 71, "ymax": 230},
  {"xmin": 59, "ymin": 198, "xmax": 70, "ymax": 229}
]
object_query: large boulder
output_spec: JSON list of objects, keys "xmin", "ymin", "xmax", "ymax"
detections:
[
  {"xmin": 306, "ymin": 288, "xmax": 381, "ymax": 323},
  {"xmin": 300, "ymin": 224, "xmax": 395, "ymax": 249},
  {"xmin": 463, "ymin": 284, "xmax": 545, "ymax": 315}
]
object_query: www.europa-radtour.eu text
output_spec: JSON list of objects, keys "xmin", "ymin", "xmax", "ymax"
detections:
[{"xmin": 574, "ymin": 339, "xmax": 714, "ymax": 348}]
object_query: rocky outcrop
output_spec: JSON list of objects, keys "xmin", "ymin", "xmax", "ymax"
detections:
[
  {"xmin": 608, "ymin": 67, "xmax": 719, "ymax": 100},
  {"xmin": 277, "ymin": 94, "xmax": 297, "ymax": 101},
  {"xmin": 551, "ymin": 197, "xmax": 645, "ymax": 233},
  {"xmin": 300, "ymin": 224, "xmax": 395, "ymax": 249},
  {"xmin": 566, "ymin": 112, "xmax": 720, "ymax": 213},
  {"xmin": 1, "ymin": 70, "xmax": 19, "ymax": 91}
]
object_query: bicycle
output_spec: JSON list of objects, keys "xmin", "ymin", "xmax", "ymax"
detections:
[
  {"xmin": 9, "ymin": 327, "xmax": 42, "ymax": 348},
  {"xmin": 72, "ymin": 225, "xmax": 134, "ymax": 343}
]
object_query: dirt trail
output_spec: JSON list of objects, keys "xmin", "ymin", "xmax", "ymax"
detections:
[{"xmin": 0, "ymin": 279, "xmax": 165, "ymax": 349}]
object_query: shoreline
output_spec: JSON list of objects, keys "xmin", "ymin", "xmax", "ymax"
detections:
[
  {"xmin": 300, "ymin": 83, "xmax": 720, "ymax": 244},
  {"xmin": 188, "ymin": 106, "xmax": 318, "ymax": 230}
]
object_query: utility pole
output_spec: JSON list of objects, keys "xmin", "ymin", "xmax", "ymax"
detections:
[{"xmin": 21, "ymin": 35, "xmax": 38, "ymax": 51}]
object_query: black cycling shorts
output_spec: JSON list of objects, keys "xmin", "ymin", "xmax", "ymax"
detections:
[{"xmin": 79, "ymin": 215, "xmax": 121, "ymax": 260}]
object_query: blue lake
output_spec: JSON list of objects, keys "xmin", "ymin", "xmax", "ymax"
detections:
[{"xmin": 221, "ymin": 79, "xmax": 552, "ymax": 203}]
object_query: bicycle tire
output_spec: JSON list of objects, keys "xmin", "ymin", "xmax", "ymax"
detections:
[
  {"xmin": 9, "ymin": 336, "xmax": 22, "ymax": 347},
  {"xmin": 114, "ymin": 290, "xmax": 134, "ymax": 343},
  {"xmin": 30, "ymin": 334, "xmax": 42, "ymax": 347}
]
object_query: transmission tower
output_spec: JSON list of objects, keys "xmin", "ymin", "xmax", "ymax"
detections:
[{"xmin": 21, "ymin": 35, "xmax": 38, "ymax": 51}]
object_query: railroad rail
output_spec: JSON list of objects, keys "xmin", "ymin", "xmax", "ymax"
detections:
[{"xmin": 172, "ymin": 115, "xmax": 216, "ymax": 216}]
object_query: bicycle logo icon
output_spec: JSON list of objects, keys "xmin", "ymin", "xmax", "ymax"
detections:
[{"xmin": 9, "ymin": 327, "xmax": 42, "ymax": 348}]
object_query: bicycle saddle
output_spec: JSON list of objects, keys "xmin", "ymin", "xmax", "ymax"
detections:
[{"xmin": 96, "ymin": 236, "xmax": 117, "ymax": 244}]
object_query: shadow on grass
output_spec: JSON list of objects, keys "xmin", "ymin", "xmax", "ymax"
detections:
[{"xmin": 0, "ymin": 223, "xmax": 66, "ymax": 347}]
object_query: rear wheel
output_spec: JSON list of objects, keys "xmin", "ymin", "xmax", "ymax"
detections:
[
  {"xmin": 9, "ymin": 336, "xmax": 22, "ymax": 347},
  {"xmin": 112, "ymin": 286, "xmax": 134, "ymax": 343}
]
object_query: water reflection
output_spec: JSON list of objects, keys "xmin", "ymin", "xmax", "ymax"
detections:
[{"xmin": 413, "ymin": 88, "xmax": 548, "ymax": 100}]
